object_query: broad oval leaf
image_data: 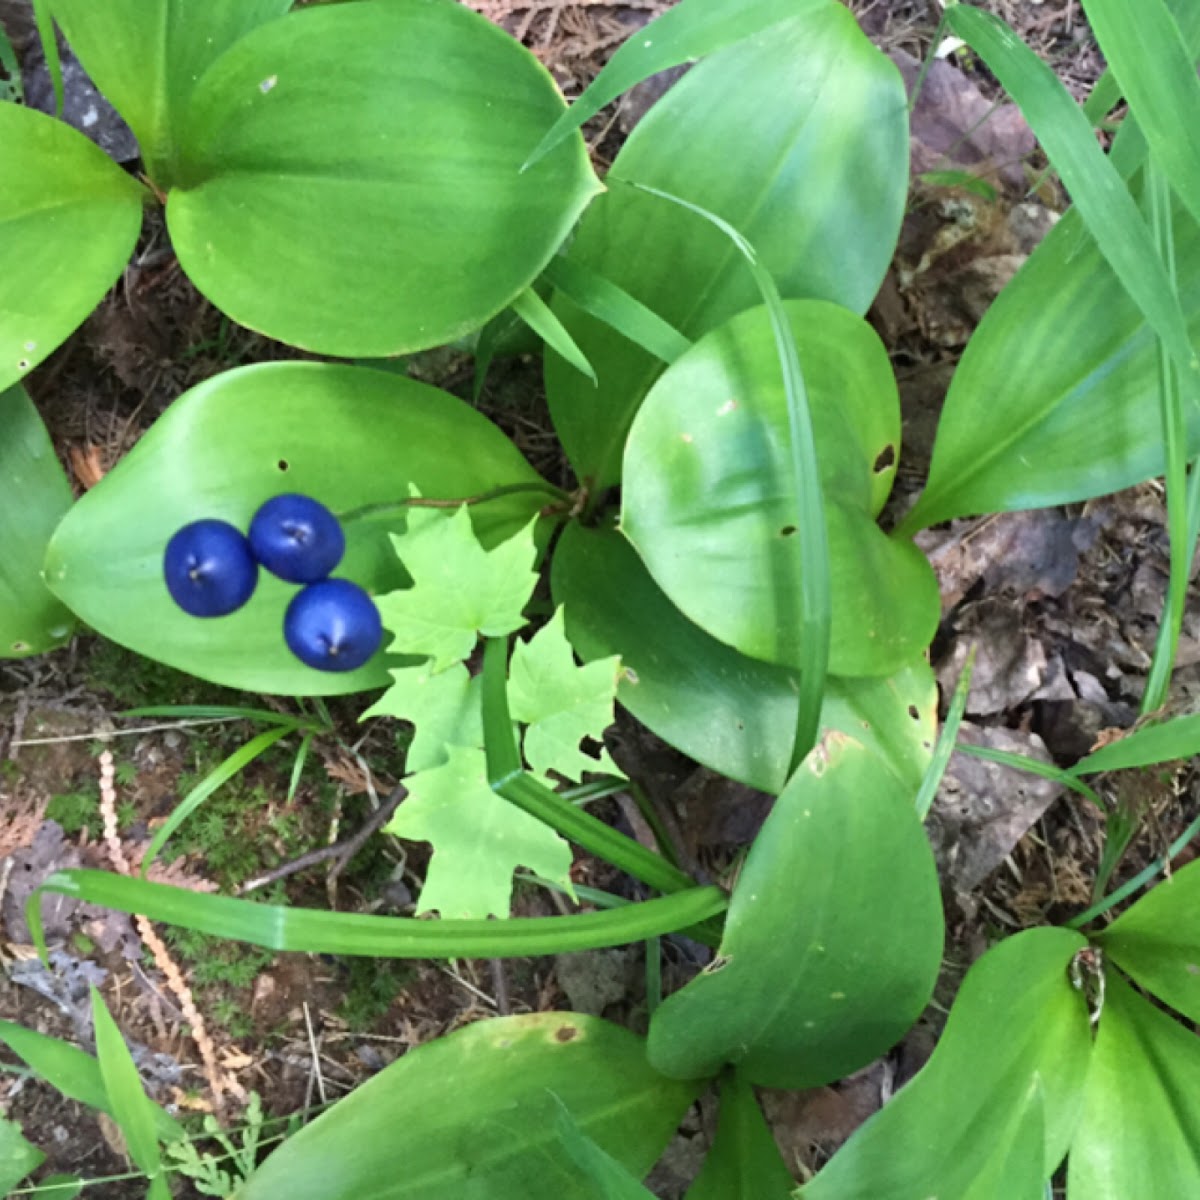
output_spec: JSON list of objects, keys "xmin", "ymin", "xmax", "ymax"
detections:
[
  {"xmin": 44, "ymin": 362, "xmax": 547, "ymax": 695},
  {"xmin": 545, "ymin": 1, "xmax": 907, "ymax": 489},
  {"xmin": 1067, "ymin": 971, "xmax": 1200, "ymax": 1199},
  {"xmin": 0, "ymin": 103, "xmax": 144, "ymax": 394},
  {"xmin": 801, "ymin": 927, "xmax": 1091, "ymax": 1200},
  {"xmin": 647, "ymin": 733, "xmax": 944, "ymax": 1088},
  {"xmin": 0, "ymin": 385, "xmax": 75, "ymax": 656},
  {"xmin": 621, "ymin": 301, "xmax": 938, "ymax": 677},
  {"xmin": 0, "ymin": 1117, "xmax": 42, "ymax": 1196},
  {"xmin": 900, "ymin": 174, "xmax": 1200, "ymax": 532},
  {"xmin": 238, "ymin": 1012, "xmax": 700, "ymax": 1200},
  {"xmin": 49, "ymin": 0, "xmax": 291, "ymax": 181},
  {"xmin": 168, "ymin": 0, "xmax": 600, "ymax": 357},
  {"xmin": 1095, "ymin": 857, "xmax": 1200, "ymax": 1025},
  {"xmin": 551, "ymin": 522, "xmax": 936, "ymax": 794}
]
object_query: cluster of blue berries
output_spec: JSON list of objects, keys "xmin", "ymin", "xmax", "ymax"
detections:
[{"xmin": 163, "ymin": 493, "xmax": 383, "ymax": 672}]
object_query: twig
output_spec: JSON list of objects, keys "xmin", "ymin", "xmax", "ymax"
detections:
[{"xmin": 237, "ymin": 783, "xmax": 407, "ymax": 895}]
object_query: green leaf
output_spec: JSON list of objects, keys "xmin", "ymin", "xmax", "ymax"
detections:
[
  {"xmin": 621, "ymin": 301, "xmax": 937, "ymax": 677},
  {"xmin": 0, "ymin": 103, "xmax": 144, "ymax": 394},
  {"xmin": 1078, "ymin": 0, "xmax": 1200, "ymax": 233},
  {"xmin": 943, "ymin": 6, "xmax": 1196, "ymax": 381},
  {"xmin": 684, "ymin": 1073, "xmax": 794, "ymax": 1200},
  {"xmin": 0, "ymin": 385, "xmax": 75, "ymax": 656},
  {"xmin": 49, "ymin": 0, "xmax": 290, "ymax": 181},
  {"xmin": 551, "ymin": 522, "xmax": 936, "ymax": 795},
  {"xmin": 1067, "ymin": 971, "xmax": 1200, "ymax": 1198},
  {"xmin": 90, "ymin": 987, "xmax": 161, "ymax": 1178},
  {"xmin": 958, "ymin": 1079, "xmax": 1047, "ymax": 1200},
  {"xmin": 647, "ymin": 733, "xmax": 943, "ymax": 1088},
  {"xmin": 546, "ymin": 3, "xmax": 907, "ymax": 489},
  {"xmin": 1096, "ymin": 857, "xmax": 1200, "ymax": 1025},
  {"xmin": 362, "ymin": 661, "xmax": 482, "ymax": 774},
  {"xmin": 168, "ymin": 0, "xmax": 600, "ymax": 357},
  {"xmin": 898, "ymin": 170, "xmax": 1200, "ymax": 531},
  {"xmin": 378, "ymin": 507, "xmax": 539, "ymax": 674},
  {"xmin": 800, "ymin": 927, "xmax": 1091, "ymax": 1200},
  {"xmin": 509, "ymin": 608, "xmax": 621, "ymax": 783},
  {"xmin": 0, "ymin": 1116, "xmax": 43, "ymax": 1193},
  {"xmin": 512, "ymin": 288, "xmax": 596, "ymax": 385},
  {"xmin": 388, "ymin": 745, "xmax": 573, "ymax": 919},
  {"xmin": 34, "ymin": 869, "xmax": 727, "ymax": 960},
  {"xmin": 551, "ymin": 1096, "xmax": 658, "ymax": 1199},
  {"xmin": 0, "ymin": 1020, "xmax": 183, "ymax": 1143},
  {"xmin": 237, "ymin": 1012, "xmax": 701, "ymax": 1200},
  {"xmin": 44, "ymin": 362, "xmax": 546, "ymax": 695},
  {"xmin": 524, "ymin": 0, "xmax": 824, "ymax": 169},
  {"xmin": 1070, "ymin": 711, "xmax": 1200, "ymax": 776}
]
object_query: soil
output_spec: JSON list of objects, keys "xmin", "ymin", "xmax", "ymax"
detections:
[{"xmin": 2, "ymin": 0, "xmax": 1196, "ymax": 1196}]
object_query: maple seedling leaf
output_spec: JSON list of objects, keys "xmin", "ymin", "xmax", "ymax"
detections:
[
  {"xmin": 376, "ymin": 505, "xmax": 539, "ymax": 672},
  {"xmin": 387, "ymin": 744, "xmax": 573, "ymax": 919},
  {"xmin": 360, "ymin": 660, "xmax": 482, "ymax": 774},
  {"xmin": 508, "ymin": 607, "xmax": 623, "ymax": 783}
]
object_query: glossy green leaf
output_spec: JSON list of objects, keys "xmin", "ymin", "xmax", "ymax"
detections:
[
  {"xmin": 801, "ymin": 928, "xmax": 1091, "ymax": 1200},
  {"xmin": 1067, "ymin": 971, "xmax": 1200, "ymax": 1199},
  {"xmin": 647, "ymin": 733, "xmax": 943, "ymax": 1088},
  {"xmin": 545, "ymin": 3, "xmax": 907, "ymax": 489},
  {"xmin": 0, "ymin": 103, "xmax": 144, "ymax": 394},
  {"xmin": 33, "ymin": 869, "xmax": 727, "ymax": 959},
  {"xmin": 44, "ymin": 362, "xmax": 547, "ymax": 695},
  {"xmin": 377, "ymin": 506, "xmax": 539, "ymax": 674},
  {"xmin": 621, "ymin": 301, "xmax": 937, "ymax": 677},
  {"xmin": 168, "ymin": 0, "xmax": 600, "ymax": 357},
  {"xmin": 899, "ymin": 171, "xmax": 1200, "ymax": 531},
  {"xmin": 509, "ymin": 608, "xmax": 621, "ymax": 783},
  {"xmin": 551, "ymin": 522, "xmax": 936, "ymax": 795},
  {"xmin": 0, "ymin": 385, "xmax": 75, "ymax": 656},
  {"xmin": 1096, "ymin": 857, "xmax": 1200, "ymax": 1025},
  {"xmin": 685, "ymin": 1073, "xmax": 794, "ymax": 1200},
  {"xmin": 1078, "ymin": 0, "xmax": 1200, "ymax": 233},
  {"xmin": 0, "ymin": 1020, "xmax": 183, "ymax": 1143},
  {"xmin": 0, "ymin": 1116, "xmax": 43, "ymax": 1193},
  {"xmin": 238, "ymin": 1012, "xmax": 700, "ymax": 1200},
  {"xmin": 49, "ymin": 0, "xmax": 291, "ymax": 181},
  {"xmin": 944, "ymin": 6, "xmax": 1195, "ymax": 379},
  {"xmin": 389, "ymin": 744, "xmax": 574, "ymax": 919},
  {"xmin": 91, "ymin": 988, "xmax": 161, "ymax": 1178},
  {"xmin": 957, "ymin": 1079, "xmax": 1046, "ymax": 1200},
  {"xmin": 525, "ymin": 0, "xmax": 823, "ymax": 168},
  {"xmin": 1070, "ymin": 710, "xmax": 1200, "ymax": 776},
  {"xmin": 362, "ymin": 661, "xmax": 482, "ymax": 774}
]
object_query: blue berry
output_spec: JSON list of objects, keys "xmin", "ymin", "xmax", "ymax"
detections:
[
  {"xmin": 284, "ymin": 579, "xmax": 382, "ymax": 672},
  {"xmin": 249, "ymin": 493, "xmax": 345, "ymax": 584},
  {"xmin": 163, "ymin": 520, "xmax": 258, "ymax": 617}
]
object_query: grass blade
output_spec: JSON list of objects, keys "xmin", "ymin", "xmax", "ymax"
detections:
[
  {"xmin": 122, "ymin": 704, "xmax": 320, "ymax": 729},
  {"xmin": 511, "ymin": 287, "xmax": 597, "ymax": 384},
  {"xmin": 522, "ymin": 0, "xmax": 814, "ymax": 169},
  {"xmin": 140, "ymin": 724, "xmax": 293, "ymax": 875},
  {"xmin": 959, "ymin": 744, "xmax": 1104, "ymax": 810},
  {"xmin": 1080, "ymin": 0, "xmax": 1200, "ymax": 232},
  {"xmin": 31, "ymin": 870, "xmax": 728, "ymax": 959},
  {"xmin": 945, "ymin": 5, "xmax": 1198, "ymax": 379},
  {"xmin": 617, "ymin": 180, "xmax": 829, "ymax": 777},
  {"xmin": 1070, "ymin": 711, "xmax": 1200, "ymax": 776},
  {"xmin": 914, "ymin": 647, "xmax": 974, "ymax": 821},
  {"xmin": 542, "ymin": 257, "xmax": 691, "ymax": 365},
  {"xmin": 90, "ymin": 988, "xmax": 162, "ymax": 1178}
]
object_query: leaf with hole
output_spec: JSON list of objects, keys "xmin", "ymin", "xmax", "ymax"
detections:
[
  {"xmin": 545, "ymin": 1, "xmax": 907, "ymax": 488},
  {"xmin": 44, "ymin": 363, "xmax": 546, "ymax": 695}
]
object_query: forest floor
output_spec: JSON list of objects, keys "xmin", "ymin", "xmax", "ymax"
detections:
[{"xmin": 2, "ymin": 0, "xmax": 1195, "ymax": 1195}]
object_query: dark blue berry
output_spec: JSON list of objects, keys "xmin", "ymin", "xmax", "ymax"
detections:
[
  {"xmin": 249, "ymin": 493, "xmax": 345, "ymax": 584},
  {"xmin": 163, "ymin": 520, "xmax": 258, "ymax": 617},
  {"xmin": 284, "ymin": 579, "xmax": 382, "ymax": 672}
]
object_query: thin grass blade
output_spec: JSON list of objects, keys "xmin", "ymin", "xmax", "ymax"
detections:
[
  {"xmin": 1070, "ymin": 711, "xmax": 1200, "ymax": 776},
  {"xmin": 945, "ymin": 5, "xmax": 1197, "ymax": 378},
  {"xmin": 511, "ymin": 287, "xmax": 597, "ymax": 384},
  {"xmin": 914, "ymin": 647, "xmax": 974, "ymax": 820}
]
